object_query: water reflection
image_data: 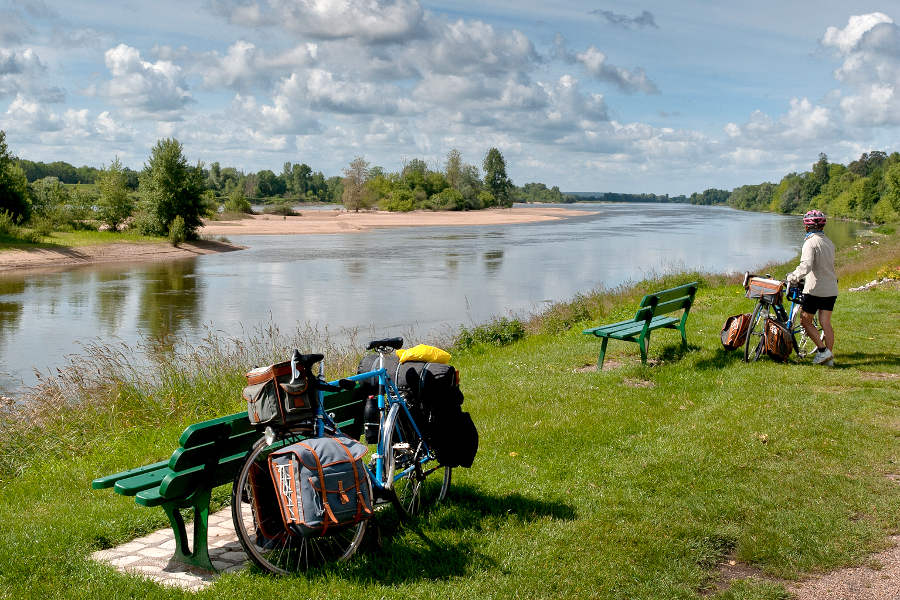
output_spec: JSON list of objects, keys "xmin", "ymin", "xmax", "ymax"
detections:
[{"xmin": 137, "ymin": 260, "xmax": 203, "ymax": 344}]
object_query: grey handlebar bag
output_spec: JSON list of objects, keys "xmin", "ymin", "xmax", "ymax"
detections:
[{"xmin": 268, "ymin": 435, "xmax": 373, "ymax": 537}]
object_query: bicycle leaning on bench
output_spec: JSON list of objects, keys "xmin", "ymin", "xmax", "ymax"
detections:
[
  {"xmin": 231, "ymin": 337, "xmax": 451, "ymax": 574},
  {"xmin": 742, "ymin": 272, "xmax": 824, "ymax": 363}
]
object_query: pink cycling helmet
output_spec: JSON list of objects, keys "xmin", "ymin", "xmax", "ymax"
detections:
[{"xmin": 803, "ymin": 209, "xmax": 826, "ymax": 229}]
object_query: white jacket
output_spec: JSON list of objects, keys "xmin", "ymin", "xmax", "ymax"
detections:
[{"xmin": 789, "ymin": 232, "xmax": 838, "ymax": 297}]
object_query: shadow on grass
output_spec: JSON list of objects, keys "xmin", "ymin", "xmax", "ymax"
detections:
[
  {"xmin": 694, "ymin": 349, "xmax": 748, "ymax": 370},
  {"xmin": 337, "ymin": 484, "xmax": 577, "ymax": 584},
  {"xmin": 819, "ymin": 351, "xmax": 900, "ymax": 370},
  {"xmin": 654, "ymin": 342, "xmax": 702, "ymax": 365}
]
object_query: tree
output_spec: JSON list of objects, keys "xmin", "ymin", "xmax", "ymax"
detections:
[
  {"xmin": 445, "ymin": 149, "xmax": 463, "ymax": 191},
  {"xmin": 96, "ymin": 157, "xmax": 134, "ymax": 231},
  {"xmin": 137, "ymin": 138, "xmax": 205, "ymax": 238},
  {"xmin": 482, "ymin": 148, "xmax": 513, "ymax": 207},
  {"xmin": 342, "ymin": 157, "xmax": 371, "ymax": 212},
  {"xmin": 0, "ymin": 130, "xmax": 30, "ymax": 222}
]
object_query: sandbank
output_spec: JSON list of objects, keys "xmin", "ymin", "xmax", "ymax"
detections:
[
  {"xmin": 0, "ymin": 240, "xmax": 244, "ymax": 274},
  {"xmin": 199, "ymin": 205, "xmax": 589, "ymax": 236}
]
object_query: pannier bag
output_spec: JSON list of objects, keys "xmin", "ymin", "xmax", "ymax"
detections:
[
  {"xmin": 720, "ymin": 313, "xmax": 752, "ymax": 350},
  {"xmin": 243, "ymin": 360, "xmax": 316, "ymax": 428},
  {"xmin": 268, "ymin": 435, "xmax": 373, "ymax": 538},
  {"xmin": 248, "ymin": 460, "xmax": 287, "ymax": 541},
  {"xmin": 430, "ymin": 409, "xmax": 479, "ymax": 468},
  {"xmin": 393, "ymin": 360, "xmax": 477, "ymax": 468},
  {"xmin": 763, "ymin": 317, "xmax": 793, "ymax": 362},
  {"xmin": 745, "ymin": 277, "xmax": 784, "ymax": 301}
]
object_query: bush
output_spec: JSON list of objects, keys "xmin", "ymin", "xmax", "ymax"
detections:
[
  {"xmin": 262, "ymin": 203, "xmax": 298, "ymax": 216},
  {"xmin": 224, "ymin": 191, "xmax": 252, "ymax": 214},
  {"xmin": 0, "ymin": 210, "xmax": 18, "ymax": 236},
  {"xmin": 454, "ymin": 317, "xmax": 526, "ymax": 350},
  {"xmin": 169, "ymin": 215, "xmax": 187, "ymax": 245}
]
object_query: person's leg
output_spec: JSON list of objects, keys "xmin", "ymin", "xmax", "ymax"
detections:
[
  {"xmin": 818, "ymin": 309, "xmax": 834, "ymax": 351},
  {"xmin": 800, "ymin": 310, "xmax": 825, "ymax": 349}
]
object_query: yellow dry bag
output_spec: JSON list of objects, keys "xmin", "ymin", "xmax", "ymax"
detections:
[{"xmin": 396, "ymin": 344, "xmax": 451, "ymax": 364}]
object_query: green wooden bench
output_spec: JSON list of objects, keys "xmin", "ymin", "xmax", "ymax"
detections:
[
  {"xmin": 582, "ymin": 281, "xmax": 699, "ymax": 370},
  {"xmin": 91, "ymin": 388, "xmax": 364, "ymax": 571}
]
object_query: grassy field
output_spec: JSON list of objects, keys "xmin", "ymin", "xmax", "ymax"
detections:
[
  {"xmin": 0, "ymin": 228, "xmax": 166, "ymax": 249},
  {"xmin": 0, "ymin": 233, "xmax": 897, "ymax": 599}
]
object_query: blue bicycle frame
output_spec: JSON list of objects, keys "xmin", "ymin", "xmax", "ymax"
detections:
[{"xmin": 316, "ymin": 367, "xmax": 436, "ymax": 499}]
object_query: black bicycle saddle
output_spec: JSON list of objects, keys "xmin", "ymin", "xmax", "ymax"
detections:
[{"xmin": 366, "ymin": 337, "xmax": 403, "ymax": 350}]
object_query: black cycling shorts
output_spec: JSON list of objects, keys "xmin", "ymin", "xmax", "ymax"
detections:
[{"xmin": 801, "ymin": 294, "xmax": 836, "ymax": 313}]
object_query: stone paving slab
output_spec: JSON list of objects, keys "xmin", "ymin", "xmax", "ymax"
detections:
[{"xmin": 91, "ymin": 508, "xmax": 247, "ymax": 591}]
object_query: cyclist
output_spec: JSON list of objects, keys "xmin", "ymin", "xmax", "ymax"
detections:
[{"xmin": 786, "ymin": 209, "xmax": 837, "ymax": 365}]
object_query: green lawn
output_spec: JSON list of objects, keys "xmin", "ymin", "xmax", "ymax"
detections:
[
  {"xmin": 0, "ymin": 234, "xmax": 897, "ymax": 599},
  {"xmin": 0, "ymin": 228, "xmax": 165, "ymax": 250}
]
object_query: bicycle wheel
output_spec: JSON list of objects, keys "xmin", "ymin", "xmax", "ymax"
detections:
[
  {"xmin": 231, "ymin": 435, "xmax": 369, "ymax": 575},
  {"xmin": 381, "ymin": 403, "xmax": 451, "ymax": 518},
  {"xmin": 744, "ymin": 302, "xmax": 768, "ymax": 362}
]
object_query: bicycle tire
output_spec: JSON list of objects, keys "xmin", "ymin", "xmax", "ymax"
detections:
[
  {"xmin": 231, "ymin": 435, "xmax": 369, "ymax": 575},
  {"xmin": 744, "ymin": 302, "xmax": 767, "ymax": 362},
  {"xmin": 381, "ymin": 403, "xmax": 451, "ymax": 519}
]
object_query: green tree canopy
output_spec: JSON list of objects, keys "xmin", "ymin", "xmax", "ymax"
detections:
[
  {"xmin": 483, "ymin": 147, "xmax": 513, "ymax": 207},
  {"xmin": 0, "ymin": 131, "xmax": 30, "ymax": 222},
  {"xmin": 138, "ymin": 138, "xmax": 205, "ymax": 238},
  {"xmin": 97, "ymin": 157, "xmax": 134, "ymax": 231}
]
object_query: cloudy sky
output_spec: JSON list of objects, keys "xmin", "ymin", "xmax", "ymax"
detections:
[{"xmin": 1, "ymin": 1, "xmax": 899, "ymax": 194}]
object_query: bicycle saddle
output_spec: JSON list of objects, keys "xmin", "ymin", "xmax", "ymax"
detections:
[
  {"xmin": 366, "ymin": 337, "xmax": 403, "ymax": 350},
  {"xmin": 292, "ymin": 350, "xmax": 324, "ymax": 367}
]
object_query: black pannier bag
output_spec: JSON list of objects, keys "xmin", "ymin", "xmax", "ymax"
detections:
[{"xmin": 393, "ymin": 361, "xmax": 477, "ymax": 468}]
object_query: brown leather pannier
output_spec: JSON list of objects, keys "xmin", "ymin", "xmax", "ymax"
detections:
[
  {"xmin": 243, "ymin": 361, "xmax": 316, "ymax": 428},
  {"xmin": 720, "ymin": 313, "xmax": 752, "ymax": 350},
  {"xmin": 763, "ymin": 317, "xmax": 793, "ymax": 361}
]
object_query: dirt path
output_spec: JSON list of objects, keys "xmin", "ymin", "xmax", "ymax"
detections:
[{"xmin": 787, "ymin": 536, "xmax": 900, "ymax": 599}]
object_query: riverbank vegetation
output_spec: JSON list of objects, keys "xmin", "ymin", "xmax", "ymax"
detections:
[{"xmin": 0, "ymin": 229, "xmax": 896, "ymax": 599}]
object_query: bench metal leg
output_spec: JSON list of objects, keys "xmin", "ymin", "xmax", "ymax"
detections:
[
  {"xmin": 638, "ymin": 333, "xmax": 649, "ymax": 364},
  {"xmin": 162, "ymin": 488, "xmax": 215, "ymax": 571},
  {"xmin": 597, "ymin": 337, "xmax": 609, "ymax": 370}
]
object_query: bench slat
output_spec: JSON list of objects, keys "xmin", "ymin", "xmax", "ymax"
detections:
[
  {"xmin": 179, "ymin": 412, "xmax": 253, "ymax": 448},
  {"xmin": 639, "ymin": 283, "xmax": 698, "ymax": 306},
  {"xmin": 139, "ymin": 450, "xmax": 249, "ymax": 505},
  {"xmin": 603, "ymin": 316, "xmax": 678, "ymax": 340},
  {"xmin": 114, "ymin": 467, "xmax": 170, "ymax": 496},
  {"xmin": 168, "ymin": 429, "xmax": 260, "ymax": 471},
  {"xmin": 91, "ymin": 459, "xmax": 169, "ymax": 490}
]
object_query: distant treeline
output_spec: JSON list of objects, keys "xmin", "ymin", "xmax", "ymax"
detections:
[
  {"xmin": 686, "ymin": 151, "xmax": 900, "ymax": 223},
  {"xmin": 567, "ymin": 192, "xmax": 690, "ymax": 203}
]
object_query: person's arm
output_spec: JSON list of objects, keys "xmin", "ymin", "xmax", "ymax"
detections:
[{"xmin": 788, "ymin": 239, "xmax": 815, "ymax": 282}]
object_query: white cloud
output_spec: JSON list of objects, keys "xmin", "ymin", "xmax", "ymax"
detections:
[
  {"xmin": 199, "ymin": 40, "xmax": 318, "ymax": 91},
  {"xmin": 98, "ymin": 44, "xmax": 192, "ymax": 120},
  {"xmin": 210, "ymin": 0, "xmax": 427, "ymax": 44},
  {"xmin": 822, "ymin": 12, "xmax": 893, "ymax": 54},
  {"xmin": 575, "ymin": 46, "xmax": 659, "ymax": 94}
]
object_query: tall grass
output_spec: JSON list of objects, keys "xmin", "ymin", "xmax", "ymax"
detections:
[{"xmin": 0, "ymin": 230, "xmax": 897, "ymax": 599}]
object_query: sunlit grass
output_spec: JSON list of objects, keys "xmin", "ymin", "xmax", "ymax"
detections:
[{"xmin": 0, "ymin": 231, "xmax": 896, "ymax": 599}]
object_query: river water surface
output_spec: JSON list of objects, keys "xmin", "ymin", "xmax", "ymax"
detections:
[{"xmin": 0, "ymin": 203, "xmax": 859, "ymax": 392}]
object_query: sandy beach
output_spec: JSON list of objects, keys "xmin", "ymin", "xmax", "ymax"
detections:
[
  {"xmin": 0, "ymin": 239, "xmax": 245, "ymax": 273},
  {"xmin": 0, "ymin": 205, "xmax": 589, "ymax": 273},
  {"xmin": 199, "ymin": 205, "xmax": 586, "ymax": 235}
]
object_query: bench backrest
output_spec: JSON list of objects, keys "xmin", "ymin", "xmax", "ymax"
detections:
[
  {"xmin": 633, "ymin": 282, "xmax": 699, "ymax": 322},
  {"xmin": 158, "ymin": 387, "xmax": 365, "ymax": 500}
]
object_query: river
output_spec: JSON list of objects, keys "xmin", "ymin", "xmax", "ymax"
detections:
[{"xmin": 0, "ymin": 203, "xmax": 859, "ymax": 393}]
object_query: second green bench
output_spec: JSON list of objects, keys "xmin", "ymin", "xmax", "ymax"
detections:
[{"xmin": 582, "ymin": 281, "xmax": 699, "ymax": 370}]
